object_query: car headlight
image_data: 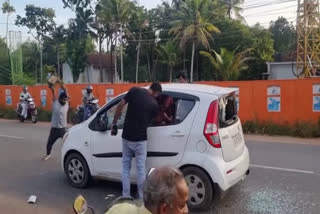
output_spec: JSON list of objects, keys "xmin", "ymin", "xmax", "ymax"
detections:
[{"xmin": 62, "ymin": 132, "xmax": 69, "ymax": 144}]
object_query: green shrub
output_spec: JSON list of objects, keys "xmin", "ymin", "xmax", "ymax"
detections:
[
  {"xmin": 2, "ymin": 108, "xmax": 17, "ymax": 119},
  {"xmin": 242, "ymin": 120, "xmax": 320, "ymax": 138},
  {"xmin": 37, "ymin": 108, "xmax": 52, "ymax": 122},
  {"xmin": 291, "ymin": 121, "xmax": 320, "ymax": 138}
]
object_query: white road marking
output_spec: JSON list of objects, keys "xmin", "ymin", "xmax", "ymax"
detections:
[
  {"xmin": 251, "ymin": 164, "xmax": 315, "ymax": 175},
  {"xmin": 0, "ymin": 134, "xmax": 24, "ymax": 140}
]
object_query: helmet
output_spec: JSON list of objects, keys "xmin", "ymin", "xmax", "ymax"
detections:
[
  {"xmin": 86, "ymin": 85, "xmax": 93, "ymax": 94},
  {"xmin": 23, "ymin": 85, "xmax": 28, "ymax": 92}
]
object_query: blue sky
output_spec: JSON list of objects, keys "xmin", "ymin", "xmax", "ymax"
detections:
[{"xmin": 0, "ymin": 0, "xmax": 297, "ymax": 42}]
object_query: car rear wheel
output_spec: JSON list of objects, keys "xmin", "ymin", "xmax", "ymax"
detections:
[
  {"xmin": 64, "ymin": 153, "xmax": 90, "ymax": 188},
  {"xmin": 181, "ymin": 166, "xmax": 215, "ymax": 211}
]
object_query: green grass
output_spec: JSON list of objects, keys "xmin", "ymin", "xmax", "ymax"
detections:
[{"xmin": 242, "ymin": 119, "xmax": 320, "ymax": 138}]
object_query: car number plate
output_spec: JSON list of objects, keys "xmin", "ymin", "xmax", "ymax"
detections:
[{"xmin": 233, "ymin": 133, "xmax": 242, "ymax": 147}]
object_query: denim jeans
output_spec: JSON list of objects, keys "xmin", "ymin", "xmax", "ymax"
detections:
[
  {"xmin": 84, "ymin": 105, "xmax": 91, "ymax": 121},
  {"xmin": 122, "ymin": 138, "xmax": 147, "ymax": 199}
]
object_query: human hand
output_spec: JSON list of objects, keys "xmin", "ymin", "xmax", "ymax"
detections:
[{"xmin": 111, "ymin": 124, "xmax": 118, "ymax": 136}]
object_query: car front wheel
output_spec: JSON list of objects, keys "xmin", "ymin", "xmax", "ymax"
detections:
[
  {"xmin": 181, "ymin": 166, "xmax": 215, "ymax": 211},
  {"xmin": 64, "ymin": 153, "xmax": 90, "ymax": 188}
]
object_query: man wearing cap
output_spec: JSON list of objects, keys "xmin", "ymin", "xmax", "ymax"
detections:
[{"xmin": 43, "ymin": 81, "xmax": 69, "ymax": 160}]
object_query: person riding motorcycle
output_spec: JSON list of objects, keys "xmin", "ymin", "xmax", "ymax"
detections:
[
  {"xmin": 83, "ymin": 85, "xmax": 95, "ymax": 120},
  {"xmin": 19, "ymin": 86, "xmax": 32, "ymax": 119}
]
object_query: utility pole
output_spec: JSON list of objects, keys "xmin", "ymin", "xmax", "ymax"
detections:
[
  {"xmin": 296, "ymin": 0, "xmax": 320, "ymax": 78},
  {"xmin": 120, "ymin": 24, "xmax": 124, "ymax": 82},
  {"xmin": 40, "ymin": 42, "xmax": 43, "ymax": 83},
  {"xmin": 136, "ymin": 29, "xmax": 142, "ymax": 83}
]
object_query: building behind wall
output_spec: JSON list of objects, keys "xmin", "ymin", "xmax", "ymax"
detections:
[
  {"xmin": 265, "ymin": 61, "xmax": 320, "ymax": 80},
  {"xmin": 63, "ymin": 53, "xmax": 119, "ymax": 83}
]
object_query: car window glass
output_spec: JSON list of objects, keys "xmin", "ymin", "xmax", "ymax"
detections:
[
  {"xmin": 175, "ymin": 99, "xmax": 195, "ymax": 124},
  {"xmin": 106, "ymin": 103, "xmax": 128, "ymax": 130},
  {"xmin": 219, "ymin": 93, "xmax": 238, "ymax": 128}
]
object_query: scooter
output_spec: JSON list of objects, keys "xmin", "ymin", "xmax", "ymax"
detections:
[
  {"xmin": 72, "ymin": 99, "xmax": 100, "ymax": 124},
  {"xmin": 16, "ymin": 98, "xmax": 38, "ymax": 123}
]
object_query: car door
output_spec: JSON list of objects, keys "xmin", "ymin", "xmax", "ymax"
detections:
[
  {"xmin": 145, "ymin": 92, "xmax": 199, "ymax": 171},
  {"xmin": 89, "ymin": 96, "xmax": 127, "ymax": 180}
]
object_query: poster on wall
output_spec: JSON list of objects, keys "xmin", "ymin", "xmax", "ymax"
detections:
[
  {"xmin": 5, "ymin": 89, "xmax": 11, "ymax": 96},
  {"xmin": 267, "ymin": 86, "xmax": 281, "ymax": 96},
  {"xmin": 106, "ymin": 88, "xmax": 114, "ymax": 96},
  {"xmin": 6, "ymin": 96, "xmax": 12, "ymax": 105},
  {"xmin": 40, "ymin": 90, "xmax": 47, "ymax": 107},
  {"xmin": 313, "ymin": 96, "xmax": 320, "ymax": 112},
  {"xmin": 313, "ymin": 84, "xmax": 320, "ymax": 94},
  {"xmin": 267, "ymin": 97, "xmax": 281, "ymax": 112},
  {"xmin": 5, "ymin": 89, "xmax": 12, "ymax": 105}
]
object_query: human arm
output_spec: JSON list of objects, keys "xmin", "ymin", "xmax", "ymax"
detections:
[
  {"xmin": 112, "ymin": 99, "xmax": 127, "ymax": 126},
  {"xmin": 50, "ymin": 86, "xmax": 57, "ymax": 101}
]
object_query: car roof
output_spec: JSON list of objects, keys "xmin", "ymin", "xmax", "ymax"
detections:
[{"xmin": 161, "ymin": 83, "xmax": 238, "ymax": 97}]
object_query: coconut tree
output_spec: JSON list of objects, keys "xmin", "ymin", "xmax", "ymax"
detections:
[
  {"xmin": 156, "ymin": 41, "xmax": 181, "ymax": 82},
  {"xmin": 221, "ymin": 0, "xmax": 245, "ymax": 23},
  {"xmin": 200, "ymin": 48, "xmax": 252, "ymax": 80},
  {"xmin": 170, "ymin": 0, "xmax": 220, "ymax": 82},
  {"xmin": 2, "ymin": 0, "xmax": 15, "ymax": 54},
  {"xmin": 98, "ymin": 0, "xmax": 132, "ymax": 82}
]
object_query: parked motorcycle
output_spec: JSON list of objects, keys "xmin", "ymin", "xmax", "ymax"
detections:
[
  {"xmin": 16, "ymin": 98, "xmax": 38, "ymax": 123},
  {"xmin": 72, "ymin": 99, "xmax": 100, "ymax": 124}
]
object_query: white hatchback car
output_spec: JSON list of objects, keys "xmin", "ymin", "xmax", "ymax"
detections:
[{"xmin": 61, "ymin": 83, "xmax": 250, "ymax": 210}]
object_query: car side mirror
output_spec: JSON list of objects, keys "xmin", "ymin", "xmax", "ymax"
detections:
[{"xmin": 97, "ymin": 113, "xmax": 108, "ymax": 132}]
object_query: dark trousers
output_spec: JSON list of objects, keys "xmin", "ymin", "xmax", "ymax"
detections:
[{"xmin": 46, "ymin": 128, "xmax": 66, "ymax": 155}]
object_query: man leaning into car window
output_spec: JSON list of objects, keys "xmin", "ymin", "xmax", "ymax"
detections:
[{"xmin": 111, "ymin": 82, "xmax": 161, "ymax": 200}]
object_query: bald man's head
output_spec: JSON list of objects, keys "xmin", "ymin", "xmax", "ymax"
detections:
[{"xmin": 143, "ymin": 166, "xmax": 189, "ymax": 214}]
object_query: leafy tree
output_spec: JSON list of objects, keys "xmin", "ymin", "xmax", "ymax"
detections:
[
  {"xmin": 170, "ymin": 0, "xmax": 220, "ymax": 82},
  {"xmin": 98, "ymin": 0, "xmax": 133, "ymax": 82},
  {"xmin": 220, "ymin": 0, "xmax": 245, "ymax": 23},
  {"xmin": 62, "ymin": 0, "xmax": 94, "ymax": 82},
  {"xmin": 200, "ymin": 48, "xmax": 252, "ymax": 80},
  {"xmin": 0, "ymin": 37, "xmax": 11, "ymax": 84},
  {"xmin": 239, "ymin": 24, "xmax": 274, "ymax": 80},
  {"xmin": 2, "ymin": 0, "xmax": 15, "ymax": 52},
  {"xmin": 15, "ymin": 5, "xmax": 56, "ymax": 82},
  {"xmin": 21, "ymin": 41, "xmax": 39, "ymax": 81},
  {"xmin": 156, "ymin": 41, "xmax": 181, "ymax": 82},
  {"xmin": 269, "ymin": 17, "xmax": 296, "ymax": 61}
]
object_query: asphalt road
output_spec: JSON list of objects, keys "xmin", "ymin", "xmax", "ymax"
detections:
[{"xmin": 0, "ymin": 119, "xmax": 319, "ymax": 214}]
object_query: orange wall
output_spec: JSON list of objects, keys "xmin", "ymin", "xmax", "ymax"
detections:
[{"xmin": 1, "ymin": 79, "xmax": 320, "ymax": 124}]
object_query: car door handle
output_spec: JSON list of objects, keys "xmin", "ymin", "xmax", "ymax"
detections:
[{"xmin": 171, "ymin": 131, "xmax": 185, "ymax": 137}]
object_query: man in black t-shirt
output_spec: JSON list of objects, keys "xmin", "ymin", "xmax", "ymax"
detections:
[{"xmin": 111, "ymin": 82, "xmax": 162, "ymax": 200}]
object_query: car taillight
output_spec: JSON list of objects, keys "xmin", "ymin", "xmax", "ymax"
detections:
[{"xmin": 204, "ymin": 100, "xmax": 221, "ymax": 148}]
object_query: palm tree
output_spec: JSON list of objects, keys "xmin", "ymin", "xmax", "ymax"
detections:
[
  {"xmin": 156, "ymin": 41, "xmax": 181, "ymax": 82},
  {"xmin": 1, "ymin": 0, "xmax": 15, "ymax": 54},
  {"xmin": 200, "ymin": 48, "xmax": 252, "ymax": 80},
  {"xmin": 98, "ymin": 0, "xmax": 132, "ymax": 82},
  {"xmin": 221, "ymin": 0, "xmax": 245, "ymax": 23},
  {"xmin": 134, "ymin": 6, "xmax": 149, "ymax": 83},
  {"xmin": 170, "ymin": 0, "xmax": 220, "ymax": 82}
]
